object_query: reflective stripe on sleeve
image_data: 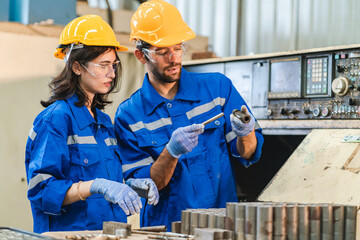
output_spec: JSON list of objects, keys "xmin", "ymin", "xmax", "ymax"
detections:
[
  {"xmin": 122, "ymin": 156, "xmax": 154, "ymax": 173},
  {"xmin": 28, "ymin": 173, "xmax": 53, "ymax": 190},
  {"xmin": 105, "ymin": 137, "xmax": 117, "ymax": 146},
  {"xmin": 67, "ymin": 135, "xmax": 97, "ymax": 145},
  {"xmin": 29, "ymin": 127, "xmax": 37, "ymax": 141},
  {"xmin": 129, "ymin": 117, "xmax": 172, "ymax": 132},
  {"xmin": 225, "ymin": 131, "xmax": 237, "ymax": 143},
  {"xmin": 186, "ymin": 97, "xmax": 226, "ymax": 120}
]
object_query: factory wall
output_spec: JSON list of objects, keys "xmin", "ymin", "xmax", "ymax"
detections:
[{"xmin": 240, "ymin": 0, "xmax": 360, "ymax": 55}]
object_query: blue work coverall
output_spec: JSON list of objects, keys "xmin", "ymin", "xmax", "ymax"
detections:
[
  {"xmin": 115, "ymin": 68, "xmax": 264, "ymax": 230},
  {"xmin": 25, "ymin": 95, "xmax": 126, "ymax": 233}
]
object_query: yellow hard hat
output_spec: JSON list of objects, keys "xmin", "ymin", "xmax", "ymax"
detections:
[
  {"xmin": 54, "ymin": 15, "xmax": 128, "ymax": 59},
  {"xmin": 130, "ymin": 0, "xmax": 196, "ymax": 47}
]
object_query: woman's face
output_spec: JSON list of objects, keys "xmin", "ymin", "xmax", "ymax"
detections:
[{"xmin": 78, "ymin": 49, "xmax": 118, "ymax": 100}]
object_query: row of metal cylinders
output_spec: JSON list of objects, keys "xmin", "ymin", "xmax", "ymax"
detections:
[{"xmin": 179, "ymin": 202, "xmax": 359, "ymax": 240}]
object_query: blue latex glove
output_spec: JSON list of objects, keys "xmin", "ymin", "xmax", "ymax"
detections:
[
  {"xmin": 166, "ymin": 124, "xmax": 204, "ymax": 158},
  {"xmin": 90, "ymin": 178, "xmax": 142, "ymax": 215},
  {"xmin": 230, "ymin": 105, "xmax": 255, "ymax": 137},
  {"xmin": 125, "ymin": 178, "xmax": 159, "ymax": 205}
]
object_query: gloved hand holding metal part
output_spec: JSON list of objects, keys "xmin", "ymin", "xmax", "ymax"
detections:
[
  {"xmin": 125, "ymin": 178, "xmax": 160, "ymax": 205},
  {"xmin": 165, "ymin": 124, "xmax": 205, "ymax": 158},
  {"xmin": 90, "ymin": 178, "xmax": 142, "ymax": 216},
  {"xmin": 230, "ymin": 105, "xmax": 255, "ymax": 137}
]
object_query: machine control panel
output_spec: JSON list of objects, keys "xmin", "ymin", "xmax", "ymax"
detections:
[{"xmin": 184, "ymin": 46, "xmax": 360, "ymax": 120}]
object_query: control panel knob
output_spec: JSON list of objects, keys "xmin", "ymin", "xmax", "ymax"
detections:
[
  {"xmin": 321, "ymin": 107, "xmax": 330, "ymax": 117},
  {"xmin": 348, "ymin": 98, "xmax": 356, "ymax": 106},
  {"xmin": 280, "ymin": 108, "xmax": 290, "ymax": 116},
  {"xmin": 303, "ymin": 108, "xmax": 311, "ymax": 114},
  {"xmin": 337, "ymin": 65, "xmax": 345, "ymax": 73},
  {"xmin": 332, "ymin": 77, "xmax": 350, "ymax": 96},
  {"xmin": 267, "ymin": 109, "xmax": 273, "ymax": 116},
  {"xmin": 313, "ymin": 107, "xmax": 320, "ymax": 117},
  {"xmin": 290, "ymin": 109, "xmax": 300, "ymax": 114}
]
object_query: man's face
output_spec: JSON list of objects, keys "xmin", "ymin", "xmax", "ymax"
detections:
[{"xmin": 144, "ymin": 44, "xmax": 184, "ymax": 83}]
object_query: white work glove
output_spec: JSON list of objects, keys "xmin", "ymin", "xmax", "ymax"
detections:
[
  {"xmin": 90, "ymin": 178, "xmax": 142, "ymax": 215},
  {"xmin": 166, "ymin": 124, "xmax": 204, "ymax": 158},
  {"xmin": 125, "ymin": 178, "xmax": 159, "ymax": 205},
  {"xmin": 230, "ymin": 105, "xmax": 255, "ymax": 137}
]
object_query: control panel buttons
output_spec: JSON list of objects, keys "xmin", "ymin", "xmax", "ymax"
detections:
[
  {"xmin": 321, "ymin": 107, "xmax": 330, "ymax": 117},
  {"xmin": 313, "ymin": 107, "xmax": 320, "ymax": 117},
  {"xmin": 332, "ymin": 77, "xmax": 350, "ymax": 96}
]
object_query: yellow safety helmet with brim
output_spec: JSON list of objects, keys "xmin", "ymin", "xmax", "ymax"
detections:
[
  {"xmin": 130, "ymin": 0, "xmax": 196, "ymax": 47},
  {"xmin": 54, "ymin": 15, "xmax": 128, "ymax": 59}
]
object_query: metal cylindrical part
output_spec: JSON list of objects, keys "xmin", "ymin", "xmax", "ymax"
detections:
[
  {"xmin": 273, "ymin": 204, "xmax": 286, "ymax": 240},
  {"xmin": 333, "ymin": 205, "xmax": 345, "ymax": 240},
  {"xmin": 256, "ymin": 205, "xmax": 273, "ymax": 240},
  {"xmin": 171, "ymin": 221, "xmax": 182, "ymax": 233},
  {"xmin": 198, "ymin": 212, "xmax": 209, "ymax": 229},
  {"xmin": 216, "ymin": 214, "xmax": 226, "ymax": 229},
  {"xmin": 309, "ymin": 205, "xmax": 321, "ymax": 240},
  {"xmin": 286, "ymin": 204, "xmax": 298, "ymax": 240},
  {"xmin": 208, "ymin": 213, "xmax": 217, "ymax": 228},
  {"xmin": 345, "ymin": 205, "xmax": 357, "ymax": 240},
  {"xmin": 233, "ymin": 109, "xmax": 251, "ymax": 123},
  {"xmin": 226, "ymin": 202, "xmax": 237, "ymax": 231},
  {"xmin": 298, "ymin": 204, "xmax": 309, "ymax": 240},
  {"xmin": 321, "ymin": 204, "xmax": 333, "ymax": 240},
  {"xmin": 181, "ymin": 210, "xmax": 190, "ymax": 235},
  {"xmin": 245, "ymin": 205, "xmax": 257, "ymax": 240},
  {"xmin": 189, "ymin": 211, "xmax": 199, "ymax": 235}
]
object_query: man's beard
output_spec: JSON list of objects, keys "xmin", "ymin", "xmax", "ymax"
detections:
[{"xmin": 149, "ymin": 62, "xmax": 182, "ymax": 83}]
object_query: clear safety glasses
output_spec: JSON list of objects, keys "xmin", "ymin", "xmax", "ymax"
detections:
[
  {"xmin": 142, "ymin": 43, "xmax": 187, "ymax": 63},
  {"xmin": 80, "ymin": 60, "xmax": 120, "ymax": 78}
]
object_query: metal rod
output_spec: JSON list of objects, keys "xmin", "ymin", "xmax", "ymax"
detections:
[{"xmin": 201, "ymin": 112, "xmax": 224, "ymax": 125}]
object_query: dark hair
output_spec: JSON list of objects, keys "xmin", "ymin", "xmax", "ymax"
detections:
[{"xmin": 41, "ymin": 46, "xmax": 122, "ymax": 110}]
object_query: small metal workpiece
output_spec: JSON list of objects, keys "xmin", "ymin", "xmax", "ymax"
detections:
[
  {"xmin": 201, "ymin": 113, "xmax": 224, "ymax": 125},
  {"xmin": 232, "ymin": 107, "xmax": 251, "ymax": 123}
]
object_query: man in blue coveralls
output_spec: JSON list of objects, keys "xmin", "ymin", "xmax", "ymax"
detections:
[{"xmin": 114, "ymin": 0, "xmax": 264, "ymax": 230}]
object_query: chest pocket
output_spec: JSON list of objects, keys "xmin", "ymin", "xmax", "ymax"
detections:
[
  {"xmin": 135, "ymin": 129, "xmax": 170, "ymax": 148},
  {"xmin": 69, "ymin": 145, "xmax": 101, "ymax": 181}
]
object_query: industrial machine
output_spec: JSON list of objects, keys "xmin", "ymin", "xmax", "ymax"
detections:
[
  {"xmin": 183, "ymin": 44, "xmax": 360, "ymax": 201},
  {"xmin": 184, "ymin": 44, "xmax": 360, "ymax": 133}
]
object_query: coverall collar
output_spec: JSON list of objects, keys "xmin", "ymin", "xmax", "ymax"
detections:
[
  {"xmin": 67, "ymin": 94, "xmax": 113, "ymax": 129},
  {"xmin": 141, "ymin": 68, "xmax": 200, "ymax": 115}
]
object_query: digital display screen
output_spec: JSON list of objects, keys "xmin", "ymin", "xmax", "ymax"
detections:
[{"xmin": 268, "ymin": 58, "xmax": 301, "ymax": 99}]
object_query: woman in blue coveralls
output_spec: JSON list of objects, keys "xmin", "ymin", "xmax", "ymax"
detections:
[{"xmin": 25, "ymin": 15, "xmax": 159, "ymax": 233}]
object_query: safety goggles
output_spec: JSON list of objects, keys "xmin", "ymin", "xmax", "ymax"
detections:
[
  {"xmin": 142, "ymin": 43, "xmax": 187, "ymax": 63},
  {"xmin": 80, "ymin": 60, "xmax": 120, "ymax": 78}
]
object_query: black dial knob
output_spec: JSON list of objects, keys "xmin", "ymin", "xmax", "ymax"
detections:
[
  {"xmin": 280, "ymin": 108, "xmax": 289, "ymax": 116},
  {"xmin": 349, "ymin": 98, "xmax": 356, "ymax": 106},
  {"xmin": 303, "ymin": 108, "xmax": 311, "ymax": 114},
  {"xmin": 337, "ymin": 65, "xmax": 344, "ymax": 73}
]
